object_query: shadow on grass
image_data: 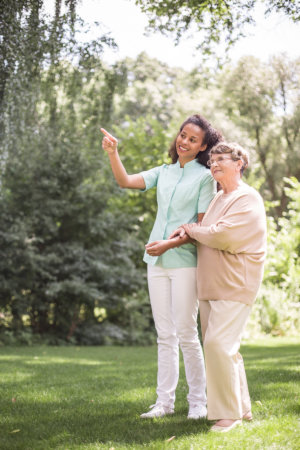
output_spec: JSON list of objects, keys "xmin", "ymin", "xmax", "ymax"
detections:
[
  {"xmin": 0, "ymin": 341, "xmax": 299, "ymax": 448},
  {"xmin": 2, "ymin": 400, "xmax": 210, "ymax": 448}
]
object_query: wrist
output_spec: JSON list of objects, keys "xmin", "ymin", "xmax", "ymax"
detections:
[{"xmin": 168, "ymin": 237, "xmax": 180, "ymax": 248}]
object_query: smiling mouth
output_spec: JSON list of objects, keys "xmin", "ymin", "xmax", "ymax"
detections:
[{"xmin": 179, "ymin": 145, "xmax": 189, "ymax": 152}]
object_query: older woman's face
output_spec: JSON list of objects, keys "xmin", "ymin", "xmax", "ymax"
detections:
[{"xmin": 208, "ymin": 154, "xmax": 243, "ymax": 181}]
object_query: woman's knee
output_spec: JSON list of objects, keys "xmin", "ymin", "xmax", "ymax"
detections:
[
  {"xmin": 177, "ymin": 327, "xmax": 200, "ymax": 347},
  {"xmin": 204, "ymin": 335, "xmax": 226, "ymax": 357},
  {"xmin": 157, "ymin": 330, "xmax": 178, "ymax": 346}
]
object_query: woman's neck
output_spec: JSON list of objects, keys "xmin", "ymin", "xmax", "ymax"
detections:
[
  {"xmin": 219, "ymin": 178, "xmax": 242, "ymax": 194},
  {"xmin": 178, "ymin": 156, "xmax": 195, "ymax": 168}
]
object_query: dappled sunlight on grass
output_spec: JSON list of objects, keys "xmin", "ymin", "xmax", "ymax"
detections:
[{"xmin": 0, "ymin": 339, "xmax": 299, "ymax": 449}]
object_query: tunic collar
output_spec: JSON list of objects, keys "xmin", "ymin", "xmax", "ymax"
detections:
[{"xmin": 175, "ymin": 159, "xmax": 201, "ymax": 171}]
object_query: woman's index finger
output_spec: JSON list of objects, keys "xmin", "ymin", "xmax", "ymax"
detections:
[{"xmin": 100, "ymin": 128, "xmax": 117, "ymax": 142}]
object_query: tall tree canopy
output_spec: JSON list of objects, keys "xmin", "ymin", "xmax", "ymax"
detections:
[
  {"xmin": 135, "ymin": 0, "xmax": 300, "ymax": 57},
  {"xmin": 0, "ymin": 0, "xmax": 153, "ymax": 345},
  {"xmin": 0, "ymin": 1, "xmax": 299, "ymax": 343},
  {"xmin": 222, "ymin": 54, "xmax": 300, "ymax": 216}
]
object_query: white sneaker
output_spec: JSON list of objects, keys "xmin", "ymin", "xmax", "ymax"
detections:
[
  {"xmin": 187, "ymin": 404, "xmax": 207, "ymax": 419},
  {"xmin": 140, "ymin": 403, "xmax": 174, "ymax": 418}
]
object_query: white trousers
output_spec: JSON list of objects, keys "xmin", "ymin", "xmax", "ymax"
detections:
[
  {"xmin": 199, "ymin": 300, "xmax": 252, "ymax": 420},
  {"xmin": 147, "ymin": 264, "xmax": 206, "ymax": 409}
]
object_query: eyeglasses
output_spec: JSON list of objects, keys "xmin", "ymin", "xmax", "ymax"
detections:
[{"xmin": 207, "ymin": 156, "xmax": 234, "ymax": 167}]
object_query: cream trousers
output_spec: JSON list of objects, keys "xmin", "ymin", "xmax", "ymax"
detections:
[
  {"xmin": 147, "ymin": 264, "xmax": 206, "ymax": 408},
  {"xmin": 199, "ymin": 300, "xmax": 252, "ymax": 420}
]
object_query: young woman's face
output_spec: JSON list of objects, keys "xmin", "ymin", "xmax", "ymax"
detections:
[{"xmin": 176, "ymin": 123, "xmax": 207, "ymax": 166}]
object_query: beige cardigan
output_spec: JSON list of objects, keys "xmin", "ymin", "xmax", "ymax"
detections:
[{"xmin": 185, "ymin": 182, "xmax": 267, "ymax": 305}]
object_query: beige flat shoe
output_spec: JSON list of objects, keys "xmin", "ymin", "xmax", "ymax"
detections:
[
  {"xmin": 210, "ymin": 419, "xmax": 242, "ymax": 433},
  {"xmin": 243, "ymin": 411, "xmax": 253, "ymax": 421}
]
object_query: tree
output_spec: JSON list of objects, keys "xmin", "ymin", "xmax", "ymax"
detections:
[
  {"xmin": 221, "ymin": 54, "xmax": 300, "ymax": 218},
  {"xmin": 1, "ymin": 2, "xmax": 299, "ymax": 342},
  {"xmin": 0, "ymin": 116, "xmax": 146, "ymax": 341},
  {"xmin": 134, "ymin": 0, "xmax": 300, "ymax": 58},
  {"xmin": 254, "ymin": 177, "xmax": 300, "ymax": 336},
  {"xmin": 112, "ymin": 52, "xmax": 186, "ymax": 127},
  {"xmin": 0, "ymin": 0, "xmax": 154, "ymax": 344}
]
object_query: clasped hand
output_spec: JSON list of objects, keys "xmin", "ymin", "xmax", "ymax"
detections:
[
  {"xmin": 145, "ymin": 240, "xmax": 171, "ymax": 256},
  {"xmin": 168, "ymin": 226, "xmax": 187, "ymax": 240},
  {"xmin": 145, "ymin": 226, "xmax": 188, "ymax": 256}
]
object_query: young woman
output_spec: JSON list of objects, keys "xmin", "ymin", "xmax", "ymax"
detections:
[{"xmin": 100, "ymin": 115, "xmax": 223, "ymax": 419}]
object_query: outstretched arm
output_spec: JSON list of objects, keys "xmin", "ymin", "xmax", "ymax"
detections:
[{"xmin": 100, "ymin": 128, "xmax": 145, "ymax": 190}]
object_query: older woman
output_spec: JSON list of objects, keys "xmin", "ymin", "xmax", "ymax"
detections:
[{"xmin": 170, "ymin": 142, "xmax": 267, "ymax": 432}]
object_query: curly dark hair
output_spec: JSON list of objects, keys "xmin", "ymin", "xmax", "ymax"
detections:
[{"xmin": 168, "ymin": 114, "xmax": 224, "ymax": 168}]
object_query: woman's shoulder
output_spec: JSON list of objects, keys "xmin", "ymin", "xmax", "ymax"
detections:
[
  {"xmin": 239, "ymin": 183, "xmax": 264, "ymax": 202},
  {"xmin": 226, "ymin": 183, "xmax": 265, "ymax": 213},
  {"xmin": 195, "ymin": 164, "xmax": 215, "ymax": 184},
  {"xmin": 216, "ymin": 183, "xmax": 262, "ymax": 204}
]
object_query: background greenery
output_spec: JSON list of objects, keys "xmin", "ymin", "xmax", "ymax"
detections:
[{"xmin": 0, "ymin": 0, "xmax": 299, "ymax": 345}]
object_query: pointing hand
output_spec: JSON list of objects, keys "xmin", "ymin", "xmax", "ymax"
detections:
[{"xmin": 100, "ymin": 128, "xmax": 118, "ymax": 154}]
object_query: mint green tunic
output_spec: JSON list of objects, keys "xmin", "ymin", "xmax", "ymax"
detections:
[{"xmin": 141, "ymin": 159, "xmax": 216, "ymax": 268}]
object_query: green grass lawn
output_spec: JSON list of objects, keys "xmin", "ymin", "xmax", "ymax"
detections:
[{"xmin": 0, "ymin": 337, "xmax": 299, "ymax": 449}]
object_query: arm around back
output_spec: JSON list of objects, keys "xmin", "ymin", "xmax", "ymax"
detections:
[{"xmin": 185, "ymin": 189, "xmax": 267, "ymax": 254}]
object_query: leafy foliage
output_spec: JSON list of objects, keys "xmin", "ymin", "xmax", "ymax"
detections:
[
  {"xmin": 222, "ymin": 55, "xmax": 300, "ymax": 217},
  {"xmin": 0, "ymin": 2, "xmax": 299, "ymax": 343},
  {"xmin": 0, "ymin": 0, "xmax": 152, "ymax": 344},
  {"xmin": 246, "ymin": 177, "xmax": 300, "ymax": 337},
  {"xmin": 135, "ymin": 0, "xmax": 300, "ymax": 59},
  {"xmin": 0, "ymin": 105, "xmax": 147, "ymax": 341},
  {"xmin": 135, "ymin": 0, "xmax": 255, "ymax": 55}
]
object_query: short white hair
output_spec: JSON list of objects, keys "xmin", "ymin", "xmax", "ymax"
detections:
[{"xmin": 210, "ymin": 142, "xmax": 249, "ymax": 172}]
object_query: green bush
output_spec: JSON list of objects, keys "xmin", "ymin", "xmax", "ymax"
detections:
[{"xmin": 249, "ymin": 177, "xmax": 300, "ymax": 337}]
